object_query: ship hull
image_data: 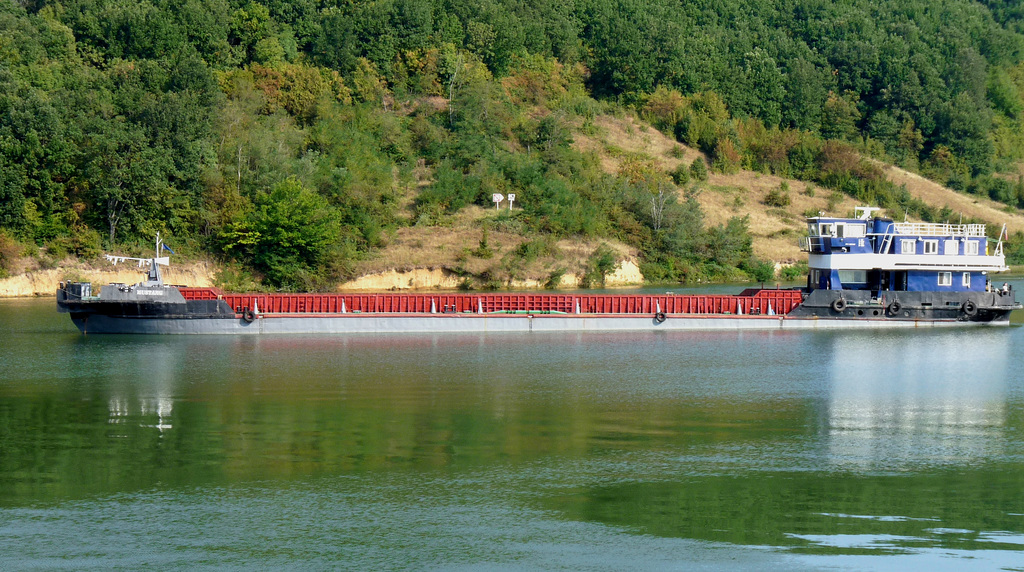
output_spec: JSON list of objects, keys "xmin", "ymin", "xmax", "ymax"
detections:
[
  {"xmin": 59, "ymin": 285, "xmax": 1016, "ymax": 335},
  {"xmin": 67, "ymin": 310, "xmax": 1012, "ymax": 335}
]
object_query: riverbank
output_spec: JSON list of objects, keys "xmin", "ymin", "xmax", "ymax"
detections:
[
  {"xmin": 0, "ymin": 258, "xmax": 645, "ymax": 298},
  {"xmin": 0, "ymin": 260, "xmax": 219, "ymax": 297}
]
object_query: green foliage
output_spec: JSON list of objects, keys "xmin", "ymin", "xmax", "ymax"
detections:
[
  {"xmin": 4, "ymin": 0, "xmax": 1024, "ymax": 286},
  {"xmin": 581, "ymin": 244, "xmax": 617, "ymax": 288},
  {"xmin": 220, "ymin": 177, "xmax": 343, "ymax": 290},
  {"xmin": 780, "ymin": 261, "xmax": 808, "ymax": 281},
  {"xmin": 670, "ymin": 163, "xmax": 690, "ymax": 185},
  {"xmin": 472, "ymin": 227, "xmax": 494, "ymax": 259},
  {"xmin": 741, "ymin": 258, "xmax": 776, "ymax": 283},
  {"xmin": 544, "ymin": 267, "xmax": 567, "ymax": 289},
  {"xmin": 764, "ymin": 182, "xmax": 791, "ymax": 207},
  {"xmin": 689, "ymin": 158, "xmax": 708, "ymax": 182},
  {"xmin": 0, "ymin": 229, "xmax": 22, "ymax": 278}
]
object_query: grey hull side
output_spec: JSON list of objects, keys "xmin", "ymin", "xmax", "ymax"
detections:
[{"xmin": 70, "ymin": 312, "xmax": 1010, "ymax": 334}]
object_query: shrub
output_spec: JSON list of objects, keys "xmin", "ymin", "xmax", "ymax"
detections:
[
  {"xmin": 0, "ymin": 230, "xmax": 21, "ymax": 279},
  {"xmin": 472, "ymin": 227, "xmax": 494, "ymax": 258},
  {"xmin": 670, "ymin": 163, "xmax": 690, "ymax": 185},
  {"xmin": 580, "ymin": 244, "xmax": 617, "ymax": 288},
  {"xmin": 741, "ymin": 258, "xmax": 776, "ymax": 283},
  {"xmin": 544, "ymin": 267, "xmax": 566, "ymax": 289},
  {"xmin": 780, "ymin": 261, "xmax": 808, "ymax": 281},
  {"xmin": 764, "ymin": 182, "xmax": 791, "ymax": 207},
  {"xmin": 689, "ymin": 157, "xmax": 708, "ymax": 182}
]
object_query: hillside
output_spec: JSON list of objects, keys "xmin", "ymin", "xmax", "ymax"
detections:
[
  {"xmin": 338, "ymin": 111, "xmax": 1024, "ymax": 291},
  {"xmin": 4, "ymin": 1, "xmax": 1024, "ymax": 294}
]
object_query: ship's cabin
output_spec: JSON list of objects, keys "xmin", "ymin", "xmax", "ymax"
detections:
[{"xmin": 799, "ymin": 207, "xmax": 998, "ymax": 294}]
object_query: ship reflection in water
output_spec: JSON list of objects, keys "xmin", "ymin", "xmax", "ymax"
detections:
[
  {"xmin": 825, "ymin": 330, "xmax": 1011, "ymax": 468},
  {"xmin": 96, "ymin": 338, "xmax": 184, "ymax": 434}
]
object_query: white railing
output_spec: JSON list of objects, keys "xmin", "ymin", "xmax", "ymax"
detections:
[{"xmin": 892, "ymin": 222, "xmax": 986, "ymax": 237}]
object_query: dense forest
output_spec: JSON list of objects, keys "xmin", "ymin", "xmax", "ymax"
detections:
[{"xmin": 2, "ymin": 0, "xmax": 1024, "ymax": 289}]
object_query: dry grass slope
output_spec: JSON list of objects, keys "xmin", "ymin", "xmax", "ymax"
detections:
[{"xmin": 574, "ymin": 114, "xmax": 1024, "ymax": 263}]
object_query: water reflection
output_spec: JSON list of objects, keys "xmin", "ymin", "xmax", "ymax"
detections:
[
  {"xmin": 3, "ymin": 298, "xmax": 1024, "ymax": 568},
  {"xmin": 825, "ymin": 331, "xmax": 1011, "ymax": 468}
]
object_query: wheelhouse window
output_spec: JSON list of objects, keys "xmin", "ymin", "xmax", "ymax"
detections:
[
  {"xmin": 923, "ymin": 240, "xmax": 939, "ymax": 255},
  {"xmin": 837, "ymin": 270, "xmax": 868, "ymax": 286},
  {"xmin": 819, "ymin": 223, "xmax": 833, "ymax": 237},
  {"xmin": 962, "ymin": 272, "xmax": 971, "ymax": 287},
  {"xmin": 844, "ymin": 224, "xmax": 866, "ymax": 237},
  {"xmin": 944, "ymin": 240, "xmax": 958, "ymax": 255},
  {"xmin": 938, "ymin": 272, "xmax": 952, "ymax": 286},
  {"xmin": 965, "ymin": 241, "xmax": 980, "ymax": 255},
  {"xmin": 900, "ymin": 239, "xmax": 916, "ymax": 254}
]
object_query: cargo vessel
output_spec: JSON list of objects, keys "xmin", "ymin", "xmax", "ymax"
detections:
[{"xmin": 57, "ymin": 208, "xmax": 1020, "ymax": 334}]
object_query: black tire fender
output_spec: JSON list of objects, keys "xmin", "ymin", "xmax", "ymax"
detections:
[
  {"xmin": 962, "ymin": 300, "xmax": 978, "ymax": 317},
  {"xmin": 242, "ymin": 308, "xmax": 256, "ymax": 323},
  {"xmin": 831, "ymin": 298, "xmax": 846, "ymax": 312},
  {"xmin": 654, "ymin": 312, "xmax": 667, "ymax": 323},
  {"xmin": 887, "ymin": 300, "xmax": 901, "ymax": 315}
]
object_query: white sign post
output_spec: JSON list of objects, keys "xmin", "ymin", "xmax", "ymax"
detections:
[
  {"xmin": 492, "ymin": 193, "xmax": 504, "ymax": 210},
  {"xmin": 507, "ymin": 193, "xmax": 516, "ymax": 210}
]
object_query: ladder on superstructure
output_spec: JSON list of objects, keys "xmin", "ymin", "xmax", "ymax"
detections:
[{"xmin": 877, "ymin": 222, "xmax": 895, "ymax": 254}]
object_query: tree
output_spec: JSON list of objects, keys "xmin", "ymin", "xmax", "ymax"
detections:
[{"xmin": 221, "ymin": 177, "xmax": 342, "ymax": 289}]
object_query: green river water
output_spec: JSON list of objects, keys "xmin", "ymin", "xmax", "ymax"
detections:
[{"xmin": 2, "ymin": 286, "xmax": 1024, "ymax": 570}]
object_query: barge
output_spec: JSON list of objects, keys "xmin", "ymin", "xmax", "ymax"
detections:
[{"xmin": 57, "ymin": 208, "xmax": 1020, "ymax": 334}]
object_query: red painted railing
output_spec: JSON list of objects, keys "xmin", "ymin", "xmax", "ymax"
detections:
[{"xmin": 179, "ymin": 287, "xmax": 804, "ymax": 316}]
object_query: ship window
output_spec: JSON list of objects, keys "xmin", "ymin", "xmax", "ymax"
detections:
[
  {"xmin": 819, "ymin": 223, "xmax": 833, "ymax": 237},
  {"xmin": 838, "ymin": 270, "xmax": 867, "ymax": 285},
  {"xmin": 965, "ymin": 241, "xmax": 979, "ymax": 255},
  {"xmin": 938, "ymin": 272, "xmax": 952, "ymax": 286},
  {"xmin": 923, "ymin": 240, "xmax": 939, "ymax": 255},
  {"xmin": 944, "ymin": 240, "xmax": 958, "ymax": 255},
  {"xmin": 845, "ymin": 224, "xmax": 866, "ymax": 237},
  {"xmin": 900, "ymin": 239, "xmax": 916, "ymax": 254},
  {"xmin": 962, "ymin": 272, "xmax": 971, "ymax": 287},
  {"xmin": 807, "ymin": 223, "xmax": 818, "ymax": 236}
]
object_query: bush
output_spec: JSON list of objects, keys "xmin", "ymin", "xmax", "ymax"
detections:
[
  {"xmin": 780, "ymin": 261, "xmax": 808, "ymax": 281},
  {"xmin": 764, "ymin": 182, "xmax": 791, "ymax": 207},
  {"xmin": 689, "ymin": 157, "xmax": 708, "ymax": 182},
  {"xmin": 741, "ymin": 257, "xmax": 776, "ymax": 283},
  {"xmin": 670, "ymin": 163, "xmax": 690, "ymax": 185},
  {"xmin": 580, "ymin": 244, "xmax": 617, "ymax": 288},
  {"xmin": 0, "ymin": 230, "xmax": 21, "ymax": 279},
  {"xmin": 544, "ymin": 267, "xmax": 566, "ymax": 289}
]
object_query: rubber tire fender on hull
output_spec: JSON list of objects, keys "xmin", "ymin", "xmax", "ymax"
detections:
[
  {"xmin": 831, "ymin": 298, "xmax": 846, "ymax": 312},
  {"xmin": 242, "ymin": 308, "xmax": 256, "ymax": 323},
  {"xmin": 887, "ymin": 300, "xmax": 901, "ymax": 315},
  {"xmin": 962, "ymin": 300, "xmax": 978, "ymax": 317},
  {"xmin": 654, "ymin": 312, "xmax": 667, "ymax": 323}
]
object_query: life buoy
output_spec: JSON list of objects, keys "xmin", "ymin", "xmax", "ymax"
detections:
[
  {"xmin": 242, "ymin": 308, "xmax": 256, "ymax": 323},
  {"xmin": 654, "ymin": 312, "xmax": 667, "ymax": 323},
  {"xmin": 962, "ymin": 300, "xmax": 978, "ymax": 317},
  {"xmin": 831, "ymin": 298, "xmax": 846, "ymax": 312},
  {"xmin": 887, "ymin": 300, "xmax": 901, "ymax": 315}
]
